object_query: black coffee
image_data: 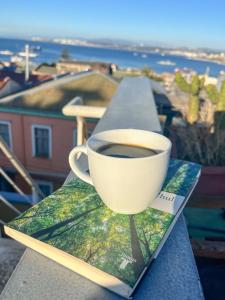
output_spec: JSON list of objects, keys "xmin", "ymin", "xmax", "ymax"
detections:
[{"xmin": 97, "ymin": 143, "xmax": 158, "ymax": 158}]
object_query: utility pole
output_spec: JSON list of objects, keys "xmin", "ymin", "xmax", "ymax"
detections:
[{"xmin": 25, "ymin": 44, "xmax": 29, "ymax": 82}]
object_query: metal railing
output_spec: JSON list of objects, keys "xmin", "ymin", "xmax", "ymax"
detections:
[
  {"xmin": 0, "ymin": 194, "xmax": 21, "ymax": 215},
  {"xmin": 0, "ymin": 168, "xmax": 30, "ymax": 201},
  {"xmin": 0, "ymin": 136, "xmax": 44, "ymax": 211}
]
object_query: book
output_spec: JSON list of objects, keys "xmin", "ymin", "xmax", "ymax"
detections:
[{"xmin": 4, "ymin": 159, "xmax": 201, "ymax": 298}]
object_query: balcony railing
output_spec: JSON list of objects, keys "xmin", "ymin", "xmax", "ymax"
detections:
[{"xmin": 0, "ymin": 136, "xmax": 44, "ymax": 219}]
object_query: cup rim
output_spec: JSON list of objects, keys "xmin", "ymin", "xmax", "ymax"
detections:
[{"xmin": 87, "ymin": 129, "xmax": 172, "ymax": 161}]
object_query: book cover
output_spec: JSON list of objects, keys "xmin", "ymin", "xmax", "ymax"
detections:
[{"xmin": 4, "ymin": 160, "xmax": 201, "ymax": 298}]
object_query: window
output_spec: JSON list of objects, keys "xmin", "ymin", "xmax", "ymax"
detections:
[
  {"xmin": 37, "ymin": 181, "xmax": 53, "ymax": 197},
  {"xmin": 0, "ymin": 121, "xmax": 12, "ymax": 149},
  {"xmin": 32, "ymin": 125, "xmax": 52, "ymax": 158}
]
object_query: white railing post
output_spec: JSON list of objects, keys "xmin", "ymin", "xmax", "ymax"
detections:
[
  {"xmin": 63, "ymin": 96, "xmax": 106, "ymax": 146},
  {"xmin": 76, "ymin": 116, "xmax": 85, "ymax": 145}
]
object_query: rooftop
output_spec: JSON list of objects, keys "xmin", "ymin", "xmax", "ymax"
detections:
[
  {"xmin": 0, "ymin": 72, "xmax": 117, "ymax": 117},
  {"xmin": 0, "ymin": 70, "xmax": 51, "ymax": 87},
  {"xmin": 58, "ymin": 60, "xmax": 113, "ymax": 67},
  {"xmin": 34, "ymin": 64, "xmax": 58, "ymax": 75}
]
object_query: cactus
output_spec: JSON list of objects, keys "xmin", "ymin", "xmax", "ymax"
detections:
[
  {"xmin": 187, "ymin": 95, "xmax": 199, "ymax": 124},
  {"xmin": 175, "ymin": 72, "xmax": 190, "ymax": 93},
  {"xmin": 205, "ymin": 80, "xmax": 225, "ymax": 129},
  {"xmin": 206, "ymin": 80, "xmax": 225, "ymax": 111},
  {"xmin": 175, "ymin": 72, "xmax": 202, "ymax": 124},
  {"xmin": 217, "ymin": 80, "xmax": 225, "ymax": 111},
  {"xmin": 205, "ymin": 84, "xmax": 218, "ymax": 105}
]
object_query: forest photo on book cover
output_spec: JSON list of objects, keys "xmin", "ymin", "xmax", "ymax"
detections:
[{"xmin": 7, "ymin": 160, "xmax": 200, "ymax": 287}]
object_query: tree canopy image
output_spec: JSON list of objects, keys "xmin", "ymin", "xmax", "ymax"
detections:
[{"xmin": 8, "ymin": 160, "xmax": 200, "ymax": 287}]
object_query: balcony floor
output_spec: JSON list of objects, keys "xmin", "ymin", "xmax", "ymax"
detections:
[{"xmin": 0, "ymin": 238, "xmax": 25, "ymax": 293}]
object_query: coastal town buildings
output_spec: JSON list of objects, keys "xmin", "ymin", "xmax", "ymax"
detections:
[{"xmin": 34, "ymin": 61, "xmax": 117, "ymax": 76}]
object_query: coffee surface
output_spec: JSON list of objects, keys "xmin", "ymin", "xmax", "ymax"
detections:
[{"xmin": 97, "ymin": 143, "xmax": 158, "ymax": 158}]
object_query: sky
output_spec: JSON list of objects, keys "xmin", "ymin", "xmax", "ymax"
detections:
[{"xmin": 0, "ymin": 0, "xmax": 225, "ymax": 49}]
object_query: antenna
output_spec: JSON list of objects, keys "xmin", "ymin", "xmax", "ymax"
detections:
[{"xmin": 25, "ymin": 44, "xmax": 29, "ymax": 82}]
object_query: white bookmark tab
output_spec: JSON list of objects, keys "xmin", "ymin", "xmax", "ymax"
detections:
[{"xmin": 149, "ymin": 191, "xmax": 185, "ymax": 215}]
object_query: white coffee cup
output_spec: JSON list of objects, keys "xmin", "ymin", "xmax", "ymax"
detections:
[{"xmin": 69, "ymin": 129, "xmax": 171, "ymax": 214}]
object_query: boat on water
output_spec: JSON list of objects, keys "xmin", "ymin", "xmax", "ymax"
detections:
[
  {"xmin": 157, "ymin": 60, "xmax": 176, "ymax": 66},
  {"xmin": 11, "ymin": 56, "xmax": 23, "ymax": 63},
  {"xmin": 133, "ymin": 52, "xmax": 138, "ymax": 56},
  {"xmin": 31, "ymin": 45, "xmax": 42, "ymax": 52},
  {"xmin": 0, "ymin": 50, "xmax": 13, "ymax": 56},
  {"xmin": 18, "ymin": 51, "xmax": 38, "ymax": 58},
  {"xmin": 141, "ymin": 54, "xmax": 147, "ymax": 58}
]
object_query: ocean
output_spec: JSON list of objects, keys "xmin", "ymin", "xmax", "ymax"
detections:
[{"xmin": 0, "ymin": 37, "xmax": 225, "ymax": 77}]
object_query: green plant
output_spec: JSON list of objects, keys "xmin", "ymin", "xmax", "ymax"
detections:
[
  {"xmin": 141, "ymin": 66, "xmax": 163, "ymax": 82},
  {"xmin": 175, "ymin": 72, "xmax": 204, "ymax": 124},
  {"xmin": 205, "ymin": 84, "xmax": 218, "ymax": 105},
  {"xmin": 171, "ymin": 125, "xmax": 225, "ymax": 166},
  {"xmin": 218, "ymin": 81, "xmax": 225, "ymax": 111},
  {"xmin": 205, "ymin": 81, "xmax": 225, "ymax": 129},
  {"xmin": 174, "ymin": 72, "xmax": 190, "ymax": 93},
  {"xmin": 206, "ymin": 80, "xmax": 225, "ymax": 111},
  {"xmin": 142, "ymin": 66, "xmax": 153, "ymax": 77}
]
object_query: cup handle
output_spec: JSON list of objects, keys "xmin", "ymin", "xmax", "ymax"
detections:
[{"xmin": 69, "ymin": 145, "xmax": 93, "ymax": 186}]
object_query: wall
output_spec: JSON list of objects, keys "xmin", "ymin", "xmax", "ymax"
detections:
[
  {"xmin": 0, "ymin": 112, "xmax": 25, "ymax": 168},
  {"xmin": 0, "ymin": 111, "xmax": 96, "ymax": 192}
]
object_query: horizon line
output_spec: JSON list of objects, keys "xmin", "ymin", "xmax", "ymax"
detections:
[{"xmin": 0, "ymin": 34, "xmax": 224, "ymax": 53}]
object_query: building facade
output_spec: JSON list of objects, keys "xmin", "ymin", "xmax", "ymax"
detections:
[{"xmin": 0, "ymin": 110, "xmax": 97, "ymax": 197}]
